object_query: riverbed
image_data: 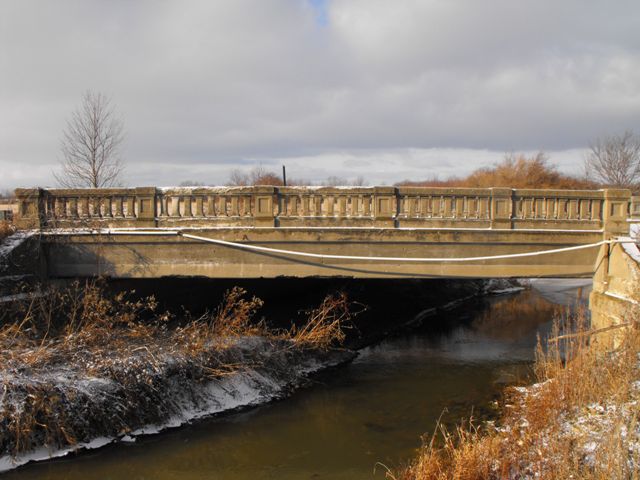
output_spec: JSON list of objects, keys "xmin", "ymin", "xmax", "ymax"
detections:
[{"xmin": 2, "ymin": 279, "xmax": 590, "ymax": 479}]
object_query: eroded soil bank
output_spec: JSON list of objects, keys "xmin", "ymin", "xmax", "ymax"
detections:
[
  {"xmin": 0, "ymin": 283, "xmax": 356, "ymax": 472},
  {"xmin": 0, "ymin": 336, "xmax": 354, "ymax": 472}
]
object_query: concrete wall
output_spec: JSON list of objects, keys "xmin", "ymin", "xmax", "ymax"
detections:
[
  {"xmin": 590, "ymin": 240, "xmax": 640, "ymax": 338},
  {"xmin": 42, "ymin": 228, "xmax": 604, "ymax": 279}
]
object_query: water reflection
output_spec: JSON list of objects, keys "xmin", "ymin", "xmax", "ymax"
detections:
[{"xmin": 3, "ymin": 280, "xmax": 589, "ymax": 480}]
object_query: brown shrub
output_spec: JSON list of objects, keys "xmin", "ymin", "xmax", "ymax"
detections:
[
  {"xmin": 391, "ymin": 306, "xmax": 640, "ymax": 480},
  {"xmin": 397, "ymin": 153, "xmax": 597, "ymax": 190},
  {"xmin": 0, "ymin": 220, "xmax": 15, "ymax": 242}
]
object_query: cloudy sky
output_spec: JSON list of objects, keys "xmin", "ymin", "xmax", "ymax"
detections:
[{"xmin": 1, "ymin": 0, "xmax": 639, "ymax": 189}]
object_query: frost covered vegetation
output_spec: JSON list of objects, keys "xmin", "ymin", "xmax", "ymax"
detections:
[
  {"xmin": 0, "ymin": 282, "xmax": 352, "ymax": 463},
  {"xmin": 391, "ymin": 308, "xmax": 640, "ymax": 480}
]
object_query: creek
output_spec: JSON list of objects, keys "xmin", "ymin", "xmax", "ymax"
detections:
[{"xmin": 2, "ymin": 278, "xmax": 589, "ymax": 479}]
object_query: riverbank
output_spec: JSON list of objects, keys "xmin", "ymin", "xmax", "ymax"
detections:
[
  {"xmin": 0, "ymin": 283, "xmax": 354, "ymax": 473},
  {"xmin": 391, "ymin": 308, "xmax": 640, "ymax": 480}
]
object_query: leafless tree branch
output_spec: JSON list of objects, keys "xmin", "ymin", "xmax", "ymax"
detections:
[
  {"xmin": 584, "ymin": 131, "xmax": 640, "ymax": 188},
  {"xmin": 55, "ymin": 91, "xmax": 125, "ymax": 188}
]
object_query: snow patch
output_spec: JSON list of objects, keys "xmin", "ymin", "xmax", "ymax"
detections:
[
  {"xmin": 0, "ymin": 231, "xmax": 35, "ymax": 262},
  {"xmin": 0, "ymin": 338, "xmax": 354, "ymax": 474}
]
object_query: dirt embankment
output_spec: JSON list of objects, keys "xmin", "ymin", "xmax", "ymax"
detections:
[{"xmin": 0, "ymin": 284, "xmax": 354, "ymax": 472}]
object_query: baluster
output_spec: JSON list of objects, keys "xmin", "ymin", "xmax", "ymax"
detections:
[
  {"xmin": 103, "ymin": 197, "xmax": 113, "ymax": 217},
  {"xmin": 409, "ymin": 196, "xmax": 417, "ymax": 217},
  {"xmin": 227, "ymin": 196, "xmax": 237, "ymax": 216},
  {"xmin": 112, "ymin": 197, "xmax": 123, "ymax": 217},
  {"xmin": 66, "ymin": 197, "xmax": 77, "ymax": 218},
  {"xmin": 454, "ymin": 196, "xmax": 464, "ymax": 218},
  {"xmin": 195, "ymin": 196, "xmax": 204, "ymax": 217},
  {"xmin": 298, "ymin": 194, "xmax": 305, "ymax": 216},
  {"xmin": 442, "ymin": 196, "xmax": 451, "ymax": 218},
  {"xmin": 287, "ymin": 195, "xmax": 295, "ymax": 216},
  {"xmin": 126, "ymin": 196, "xmax": 137, "ymax": 217},
  {"xmin": 578, "ymin": 199, "xmax": 589, "ymax": 220},
  {"xmin": 307, "ymin": 195, "xmax": 315, "ymax": 216},
  {"xmin": 182, "ymin": 195, "xmax": 192, "ymax": 217},
  {"xmin": 420, "ymin": 197, "xmax": 429, "ymax": 218},
  {"xmin": 78, "ymin": 197, "xmax": 88, "ymax": 217},
  {"xmin": 567, "ymin": 199, "xmax": 578, "ymax": 219},
  {"xmin": 361, "ymin": 195, "xmax": 370, "ymax": 216},
  {"xmin": 481, "ymin": 197, "xmax": 490, "ymax": 219},
  {"xmin": 353, "ymin": 195, "xmax": 362, "ymax": 217},
  {"xmin": 243, "ymin": 195, "xmax": 251, "ymax": 216},
  {"xmin": 86, "ymin": 197, "xmax": 96, "ymax": 217},
  {"xmin": 533, "ymin": 198, "xmax": 542, "ymax": 219},
  {"xmin": 54, "ymin": 197, "xmax": 64, "ymax": 218},
  {"xmin": 558, "ymin": 199, "xmax": 568, "ymax": 219},
  {"xmin": 219, "ymin": 196, "xmax": 228, "ymax": 216},
  {"xmin": 545, "ymin": 198, "xmax": 555, "ymax": 219},
  {"xmin": 337, "ymin": 196, "xmax": 347, "ymax": 217},
  {"xmin": 467, "ymin": 197, "xmax": 477, "ymax": 219},
  {"xmin": 322, "ymin": 196, "xmax": 331, "ymax": 216},
  {"xmin": 592, "ymin": 199, "xmax": 602, "ymax": 221},
  {"xmin": 170, "ymin": 196, "xmax": 181, "ymax": 217},
  {"xmin": 522, "ymin": 198, "xmax": 533, "ymax": 219},
  {"xmin": 206, "ymin": 195, "xmax": 216, "ymax": 216}
]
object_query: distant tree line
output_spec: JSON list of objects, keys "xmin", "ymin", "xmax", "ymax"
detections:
[{"xmin": 227, "ymin": 165, "xmax": 366, "ymax": 187}]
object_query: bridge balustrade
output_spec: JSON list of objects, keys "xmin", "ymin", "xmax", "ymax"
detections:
[{"xmin": 13, "ymin": 186, "xmax": 631, "ymax": 235}]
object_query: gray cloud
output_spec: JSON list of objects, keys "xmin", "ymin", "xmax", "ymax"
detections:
[{"xmin": 1, "ymin": 0, "xmax": 639, "ymax": 189}]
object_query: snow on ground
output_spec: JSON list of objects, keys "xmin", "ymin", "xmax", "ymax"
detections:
[
  {"xmin": 0, "ymin": 231, "xmax": 35, "ymax": 263},
  {"xmin": 0, "ymin": 337, "xmax": 355, "ymax": 473}
]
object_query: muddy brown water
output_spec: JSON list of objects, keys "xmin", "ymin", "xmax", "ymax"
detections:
[{"xmin": 3, "ymin": 279, "xmax": 589, "ymax": 479}]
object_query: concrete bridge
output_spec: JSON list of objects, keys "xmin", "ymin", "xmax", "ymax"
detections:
[{"xmin": 12, "ymin": 186, "xmax": 636, "ymax": 279}]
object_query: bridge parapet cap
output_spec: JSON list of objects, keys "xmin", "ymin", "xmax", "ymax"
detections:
[{"xmin": 159, "ymin": 186, "xmax": 276, "ymax": 195}]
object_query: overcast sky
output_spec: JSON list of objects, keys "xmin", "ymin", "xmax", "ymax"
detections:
[{"xmin": 1, "ymin": 0, "xmax": 639, "ymax": 189}]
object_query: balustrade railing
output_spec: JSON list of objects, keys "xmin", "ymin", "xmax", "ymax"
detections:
[{"xmin": 13, "ymin": 186, "xmax": 631, "ymax": 235}]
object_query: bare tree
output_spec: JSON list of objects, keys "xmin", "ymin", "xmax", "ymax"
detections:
[
  {"xmin": 585, "ymin": 131, "xmax": 640, "ymax": 188},
  {"xmin": 55, "ymin": 91, "xmax": 125, "ymax": 188}
]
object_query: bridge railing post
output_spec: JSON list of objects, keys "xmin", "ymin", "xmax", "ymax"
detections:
[
  {"xmin": 490, "ymin": 188, "xmax": 513, "ymax": 229},
  {"xmin": 602, "ymin": 189, "xmax": 631, "ymax": 238},
  {"xmin": 135, "ymin": 187, "xmax": 158, "ymax": 227},
  {"xmin": 14, "ymin": 188, "xmax": 45, "ymax": 229},
  {"xmin": 372, "ymin": 187, "xmax": 397, "ymax": 227},
  {"xmin": 254, "ymin": 186, "xmax": 277, "ymax": 226}
]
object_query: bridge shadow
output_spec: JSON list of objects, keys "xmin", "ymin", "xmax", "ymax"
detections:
[{"xmin": 194, "ymin": 241, "xmax": 597, "ymax": 279}]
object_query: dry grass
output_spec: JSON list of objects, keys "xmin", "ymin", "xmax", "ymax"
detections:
[
  {"xmin": 0, "ymin": 220, "xmax": 15, "ymax": 242},
  {"xmin": 391, "ymin": 306, "xmax": 640, "ymax": 480},
  {"xmin": 290, "ymin": 292, "xmax": 350, "ymax": 350},
  {"xmin": 0, "ymin": 282, "xmax": 352, "ymax": 457}
]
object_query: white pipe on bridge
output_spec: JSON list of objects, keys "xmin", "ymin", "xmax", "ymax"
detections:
[{"xmin": 51, "ymin": 229, "xmax": 636, "ymax": 263}]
